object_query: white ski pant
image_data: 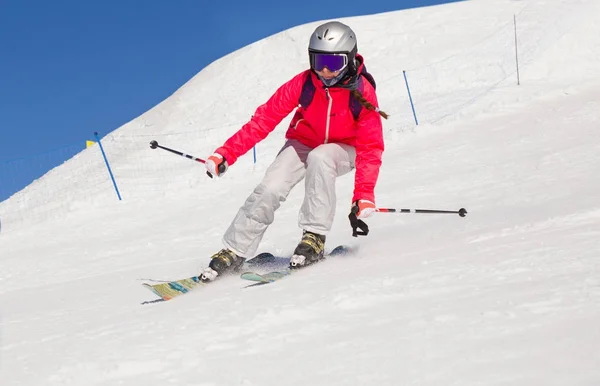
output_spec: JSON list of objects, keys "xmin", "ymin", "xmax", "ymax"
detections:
[{"xmin": 223, "ymin": 140, "xmax": 356, "ymax": 257}]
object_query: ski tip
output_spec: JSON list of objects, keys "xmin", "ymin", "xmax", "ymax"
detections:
[
  {"xmin": 142, "ymin": 284, "xmax": 170, "ymax": 301},
  {"xmin": 240, "ymin": 272, "xmax": 270, "ymax": 283},
  {"xmin": 329, "ymin": 244, "xmax": 354, "ymax": 256}
]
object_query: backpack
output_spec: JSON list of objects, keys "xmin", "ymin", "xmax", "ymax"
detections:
[{"xmin": 299, "ymin": 66, "xmax": 377, "ymax": 120}]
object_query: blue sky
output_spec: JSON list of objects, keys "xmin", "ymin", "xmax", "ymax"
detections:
[{"xmin": 0, "ymin": 0, "xmax": 459, "ymax": 202}]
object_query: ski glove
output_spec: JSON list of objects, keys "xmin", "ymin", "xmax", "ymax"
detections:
[
  {"xmin": 205, "ymin": 153, "xmax": 228, "ymax": 178},
  {"xmin": 348, "ymin": 200, "xmax": 375, "ymax": 237},
  {"xmin": 353, "ymin": 199, "xmax": 377, "ymax": 219}
]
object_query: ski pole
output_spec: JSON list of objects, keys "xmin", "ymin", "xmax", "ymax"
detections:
[
  {"xmin": 149, "ymin": 140, "xmax": 216, "ymax": 178},
  {"xmin": 149, "ymin": 140, "xmax": 206, "ymax": 163},
  {"xmin": 377, "ymin": 207, "xmax": 468, "ymax": 217}
]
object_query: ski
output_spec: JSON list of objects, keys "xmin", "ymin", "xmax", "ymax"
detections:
[
  {"xmin": 240, "ymin": 270, "xmax": 291, "ymax": 284},
  {"xmin": 141, "ymin": 252, "xmax": 282, "ymax": 301},
  {"xmin": 142, "ymin": 276, "xmax": 206, "ymax": 301},
  {"xmin": 140, "ymin": 252, "xmax": 291, "ymax": 301},
  {"xmin": 141, "ymin": 245, "xmax": 354, "ymax": 301},
  {"xmin": 240, "ymin": 245, "xmax": 353, "ymax": 286},
  {"xmin": 141, "ymin": 251, "xmax": 286, "ymax": 301}
]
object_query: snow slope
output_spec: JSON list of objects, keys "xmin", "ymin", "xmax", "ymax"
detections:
[{"xmin": 1, "ymin": 0, "xmax": 600, "ymax": 385}]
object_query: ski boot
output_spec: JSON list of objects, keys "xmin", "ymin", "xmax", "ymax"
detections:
[
  {"xmin": 200, "ymin": 248, "xmax": 245, "ymax": 282},
  {"xmin": 289, "ymin": 230, "xmax": 326, "ymax": 269}
]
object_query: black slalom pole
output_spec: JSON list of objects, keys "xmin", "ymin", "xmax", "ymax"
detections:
[
  {"xmin": 149, "ymin": 140, "xmax": 216, "ymax": 178},
  {"xmin": 377, "ymin": 207, "xmax": 467, "ymax": 217},
  {"xmin": 149, "ymin": 140, "xmax": 206, "ymax": 164}
]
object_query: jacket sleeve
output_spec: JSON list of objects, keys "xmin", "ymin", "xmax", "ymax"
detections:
[
  {"xmin": 214, "ymin": 71, "xmax": 307, "ymax": 165},
  {"xmin": 352, "ymin": 82, "xmax": 384, "ymax": 204}
]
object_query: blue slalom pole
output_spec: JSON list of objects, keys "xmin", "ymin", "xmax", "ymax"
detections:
[
  {"xmin": 94, "ymin": 132, "xmax": 122, "ymax": 201},
  {"xmin": 403, "ymin": 70, "xmax": 419, "ymax": 126}
]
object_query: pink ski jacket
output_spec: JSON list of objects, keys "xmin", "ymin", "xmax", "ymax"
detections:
[{"xmin": 215, "ymin": 56, "xmax": 384, "ymax": 203}]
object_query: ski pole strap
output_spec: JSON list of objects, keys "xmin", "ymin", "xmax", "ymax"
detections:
[{"xmin": 348, "ymin": 210, "xmax": 369, "ymax": 237}]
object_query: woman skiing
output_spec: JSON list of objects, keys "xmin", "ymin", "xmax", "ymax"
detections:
[{"xmin": 200, "ymin": 21, "xmax": 388, "ymax": 282}]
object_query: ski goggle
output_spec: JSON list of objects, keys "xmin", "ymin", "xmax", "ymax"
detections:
[{"xmin": 310, "ymin": 52, "xmax": 348, "ymax": 72}]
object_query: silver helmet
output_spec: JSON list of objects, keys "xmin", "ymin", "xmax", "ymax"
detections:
[
  {"xmin": 308, "ymin": 21, "xmax": 359, "ymax": 85},
  {"xmin": 308, "ymin": 21, "xmax": 357, "ymax": 54}
]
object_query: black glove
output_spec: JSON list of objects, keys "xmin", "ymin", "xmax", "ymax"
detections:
[{"xmin": 348, "ymin": 203, "xmax": 370, "ymax": 237}]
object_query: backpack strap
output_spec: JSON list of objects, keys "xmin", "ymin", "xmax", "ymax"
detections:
[
  {"xmin": 349, "ymin": 65, "xmax": 377, "ymax": 120},
  {"xmin": 349, "ymin": 76, "xmax": 364, "ymax": 121},
  {"xmin": 299, "ymin": 71, "xmax": 316, "ymax": 109},
  {"xmin": 361, "ymin": 64, "xmax": 377, "ymax": 90}
]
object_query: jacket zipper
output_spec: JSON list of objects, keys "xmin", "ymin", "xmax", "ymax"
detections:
[
  {"xmin": 293, "ymin": 118, "xmax": 304, "ymax": 129},
  {"xmin": 324, "ymin": 88, "xmax": 332, "ymax": 144}
]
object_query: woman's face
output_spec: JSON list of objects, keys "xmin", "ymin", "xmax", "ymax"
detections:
[{"xmin": 315, "ymin": 67, "xmax": 341, "ymax": 80}]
